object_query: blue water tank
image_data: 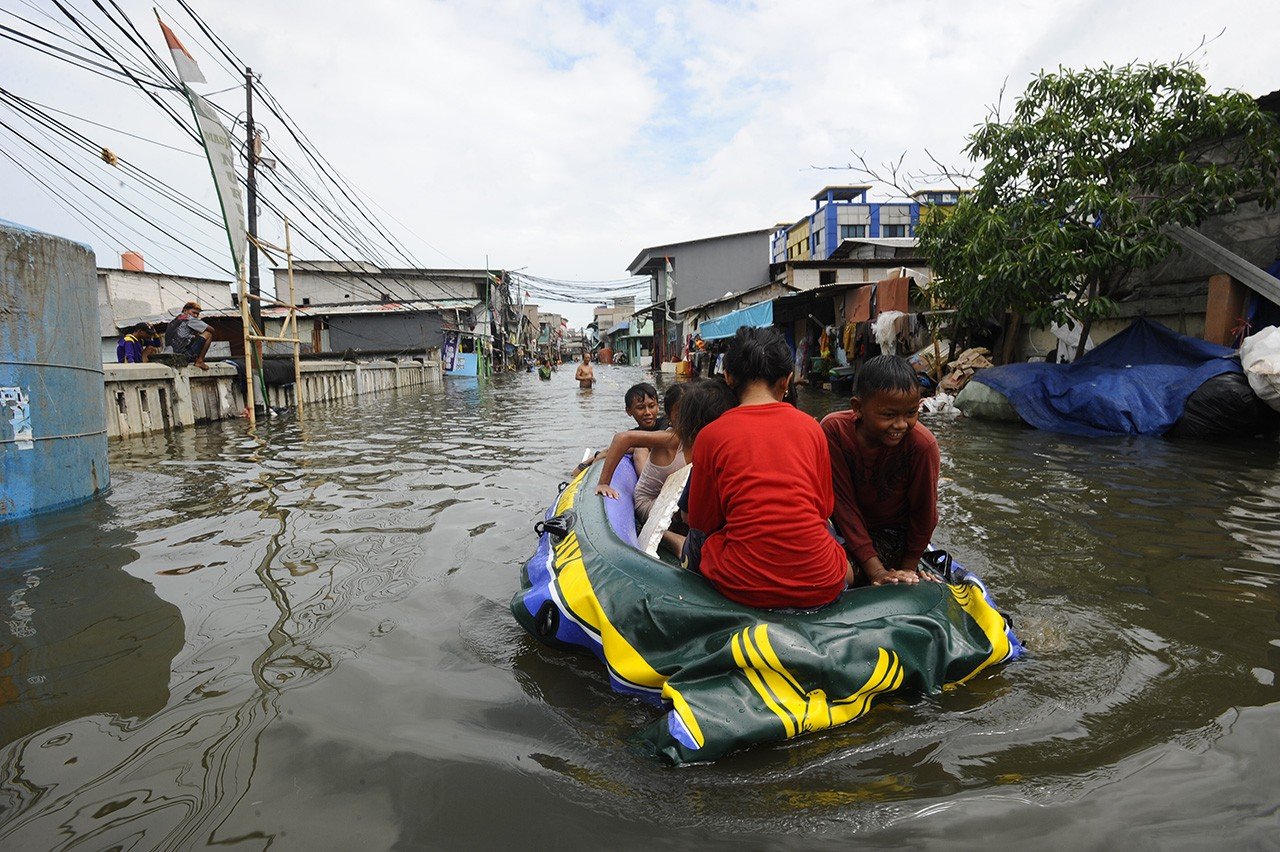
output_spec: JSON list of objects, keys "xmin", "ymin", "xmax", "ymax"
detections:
[{"xmin": 1, "ymin": 220, "xmax": 110, "ymax": 520}]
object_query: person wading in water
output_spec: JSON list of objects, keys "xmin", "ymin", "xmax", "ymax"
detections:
[{"xmin": 575, "ymin": 351, "xmax": 595, "ymax": 389}]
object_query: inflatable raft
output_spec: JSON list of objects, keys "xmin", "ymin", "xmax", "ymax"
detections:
[{"xmin": 512, "ymin": 458, "xmax": 1023, "ymax": 764}]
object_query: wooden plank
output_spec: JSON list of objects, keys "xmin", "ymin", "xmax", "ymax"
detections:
[
  {"xmin": 1112, "ymin": 295, "xmax": 1206, "ymax": 318},
  {"xmin": 1166, "ymin": 225, "xmax": 1280, "ymax": 304}
]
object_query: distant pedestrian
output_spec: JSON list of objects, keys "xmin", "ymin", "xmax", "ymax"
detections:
[
  {"xmin": 165, "ymin": 301, "xmax": 213, "ymax": 370},
  {"xmin": 575, "ymin": 351, "xmax": 595, "ymax": 389}
]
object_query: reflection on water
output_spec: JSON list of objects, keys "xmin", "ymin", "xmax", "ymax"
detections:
[
  {"xmin": 0, "ymin": 366, "xmax": 1277, "ymax": 848},
  {"xmin": 0, "ymin": 504, "xmax": 182, "ymax": 744}
]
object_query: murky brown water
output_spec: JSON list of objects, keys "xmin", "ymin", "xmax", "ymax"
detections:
[{"xmin": 1, "ymin": 366, "xmax": 1278, "ymax": 850}]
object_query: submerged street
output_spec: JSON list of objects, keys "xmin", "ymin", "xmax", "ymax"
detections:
[{"xmin": 1, "ymin": 367, "xmax": 1279, "ymax": 848}]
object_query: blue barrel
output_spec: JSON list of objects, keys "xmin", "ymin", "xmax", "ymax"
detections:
[{"xmin": 1, "ymin": 219, "xmax": 109, "ymax": 520}]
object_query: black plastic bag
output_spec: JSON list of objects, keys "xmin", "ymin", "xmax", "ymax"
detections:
[{"xmin": 1169, "ymin": 371, "xmax": 1280, "ymax": 438}]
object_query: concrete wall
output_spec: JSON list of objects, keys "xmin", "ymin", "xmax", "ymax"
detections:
[
  {"xmin": 103, "ymin": 359, "xmax": 442, "ymax": 440},
  {"xmin": 2, "ymin": 221, "xmax": 110, "ymax": 520}
]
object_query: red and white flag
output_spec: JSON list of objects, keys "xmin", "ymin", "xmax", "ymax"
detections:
[{"xmin": 157, "ymin": 18, "xmax": 207, "ymax": 84}]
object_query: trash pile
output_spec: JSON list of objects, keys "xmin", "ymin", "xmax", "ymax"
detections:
[{"xmin": 936, "ymin": 347, "xmax": 995, "ymax": 394}]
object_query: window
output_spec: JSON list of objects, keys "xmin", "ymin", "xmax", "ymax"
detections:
[
  {"xmin": 812, "ymin": 228, "xmax": 822, "ymax": 248},
  {"xmin": 819, "ymin": 270, "xmax": 837, "ymax": 285},
  {"xmin": 882, "ymin": 224, "xmax": 909, "ymax": 238},
  {"xmin": 839, "ymin": 224, "xmax": 866, "ymax": 239},
  {"xmin": 302, "ymin": 297, "xmax": 311, "ymax": 306}
]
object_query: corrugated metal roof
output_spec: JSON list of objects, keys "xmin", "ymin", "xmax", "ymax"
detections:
[
  {"xmin": 199, "ymin": 299, "xmax": 479, "ymax": 320},
  {"xmin": 271, "ymin": 299, "xmax": 478, "ymax": 317}
]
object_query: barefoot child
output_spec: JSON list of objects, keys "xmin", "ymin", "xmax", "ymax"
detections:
[
  {"xmin": 682, "ymin": 327, "xmax": 851, "ymax": 609},
  {"xmin": 594, "ymin": 384, "xmax": 688, "ymax": 522},
  {"xmin": 821, "ymin": 354, "xmax": 941, "ymax": 586}
]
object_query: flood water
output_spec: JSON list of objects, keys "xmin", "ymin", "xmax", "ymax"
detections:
[{"xmin": 1, "ymin": 365, "xmax": 1278, "ymax": 850}]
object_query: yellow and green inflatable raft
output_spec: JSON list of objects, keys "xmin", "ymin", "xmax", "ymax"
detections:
[{"xmin": 512, "ymin": 458, "xmax": 1023, "ymax": 764}]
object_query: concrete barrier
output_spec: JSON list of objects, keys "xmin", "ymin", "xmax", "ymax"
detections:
[
  {"xmin": 2, "ymin": 220, "xmax": 110, "ymax": 519},
  {"xmin": 103, "ymin": 359, "xmax": 442, "ymax": 440}
]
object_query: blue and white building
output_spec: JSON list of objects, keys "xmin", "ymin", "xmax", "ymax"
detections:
[{"xmin": 770, "ymin": 186, "xmax": 962, "ymax": 264}]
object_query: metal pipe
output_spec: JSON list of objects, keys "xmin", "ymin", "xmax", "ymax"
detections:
[{"xmin": 1, "ymin": 360, "xmax": 104, "ymax": 374}]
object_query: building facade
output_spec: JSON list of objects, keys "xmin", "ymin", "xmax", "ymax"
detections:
[
  {"xmin": 97, "ymin": 265, "xmax": 234, "ymax": 363},
  {"xmin": 627, "ymin": 229, "xmax": 774, "ymax": 366},
  {"xmin": 770, "ymin": 186, "xmax": 961, "ymax": 264},
  {"xmin": 273, "ymin": 263, "xmax": 516, "ymax": 369}
]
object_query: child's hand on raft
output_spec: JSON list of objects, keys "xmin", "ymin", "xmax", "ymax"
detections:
[
  {"xmin": 595, "ymin": 484, "xmax": 620, "ymax": 500},
  {"xmin": 867, "ymin": 565, "xmax": 922, "ymax": 585},
  {"xmin": 865, "ymin": 560, "xmax": 943, "ymax": 585}
]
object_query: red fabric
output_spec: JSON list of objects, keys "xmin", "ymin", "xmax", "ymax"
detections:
[
  {"xmin": 820, "ymin": 410, "xmax": 940, "ymax": 569},
  {"xmin": 844, "ymin": 285, "xmax": 873, "ymax": 323},
  {"xmin": 875, "ymin": 277, "xmax": 909, "ymax": 315},
  {"xmin": 687, "ymin": 403, "xmax": 848, "ymax": 608}
]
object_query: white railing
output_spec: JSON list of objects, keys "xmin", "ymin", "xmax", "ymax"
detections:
[{"xmin": 102, "ymin": 359, "xmax": 442, "ymax": 439}]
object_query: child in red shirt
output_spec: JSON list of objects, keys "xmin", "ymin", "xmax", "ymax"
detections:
[
  {"xmin": 684, "ymin": 327, "xmax": 850, "ymax": 609},
  {"xmin": 821, "ymin": 355, "xmax": 941, "ymax": 586}
]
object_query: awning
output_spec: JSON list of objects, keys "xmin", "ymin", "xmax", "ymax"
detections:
[{"xmin": 698, "ymin": 300, "xmax": 774, "ymax": 340}]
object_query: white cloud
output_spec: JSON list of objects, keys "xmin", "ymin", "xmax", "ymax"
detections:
[{"xmin": 2, "ymin": 0, "xmax": 1278, "ymax": 325}]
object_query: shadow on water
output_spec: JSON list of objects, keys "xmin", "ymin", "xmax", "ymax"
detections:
[
  {"xmin": 0, "ymin": 368, "xmax": 1277, "ymax": 848},
  {"xmin": 0, "ymin": 501, "xmax": 183, "ymax": 745}
]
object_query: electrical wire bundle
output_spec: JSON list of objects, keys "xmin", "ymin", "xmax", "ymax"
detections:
[
  {"xmin": 510, "ymin": 271, "xmax": 652, "ymax": 308},
  {"xmin": 0, "ymin": 0, "xmax": 495, "ymax": 329}
]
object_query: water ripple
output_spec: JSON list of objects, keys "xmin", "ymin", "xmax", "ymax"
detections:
[{"xmin": 1, "ymin": 371, "xmax": 1279, "ymax": 847}]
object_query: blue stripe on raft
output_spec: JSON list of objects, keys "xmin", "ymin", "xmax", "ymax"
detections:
[
  {"xmin": 602, "ymin": 455, "xmax": 640, "ymax": 548},
  {"xmin": 525, "ymin": 532, "xmax": 554, "ymax": 588}
]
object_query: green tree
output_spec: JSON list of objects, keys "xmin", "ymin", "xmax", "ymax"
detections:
[{"xmin": 919, "ymin": 60, "xmax": 1280, "ymax": 355}]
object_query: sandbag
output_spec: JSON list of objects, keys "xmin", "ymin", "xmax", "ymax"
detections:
[
  {"xmin": 1239, "ymin": 325, "xmax": 1280, "ymax": 414},
  {"xmin": 954, "ymin": 380, "xmax": 1024, "ymax": 423},
  {"xmin": 1168, "ymin": 371, "xmax": 1280, "ymax": 438}
]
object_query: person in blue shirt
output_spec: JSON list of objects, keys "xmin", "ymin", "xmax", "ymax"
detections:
[{"xmin": 116, "ymin": 323, "xmax": 148, "ymax": 363}]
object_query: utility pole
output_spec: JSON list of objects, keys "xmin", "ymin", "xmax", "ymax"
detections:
[{"xmin": 245, "ymin": 66, "xmax": 262, "ymax": 333}]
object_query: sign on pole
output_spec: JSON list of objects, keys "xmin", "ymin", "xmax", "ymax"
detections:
[
  {"xmin": 186, "ymin": 91, "xmax": 247, "ymax": 276},
  {"xmin": 157, "ymin": 16, "xmax": 246, "ymax": 278}
]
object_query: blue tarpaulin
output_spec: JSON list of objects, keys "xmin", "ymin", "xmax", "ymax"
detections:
[
  {"xmin": 973, "ymin": 318, "xmax": 1241, "ymax": 437},
  {"xmin": 699, "ymin": 301, "xmax": 774, "ymax": 340}
]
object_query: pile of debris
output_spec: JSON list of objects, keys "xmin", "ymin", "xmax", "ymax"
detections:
[{"xmin": 937, "ymin": 347, "xmax": 994, "ymax": 394}]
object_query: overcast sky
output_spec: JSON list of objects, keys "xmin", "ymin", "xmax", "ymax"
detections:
[{"xmin": 3, "ymin": 0, "xmax": 1278, "ymax": 326}]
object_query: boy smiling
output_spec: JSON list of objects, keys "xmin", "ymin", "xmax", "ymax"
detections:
[{"xmin": 821, "ymin": 355, "xmax": 941, "ymax": 587}]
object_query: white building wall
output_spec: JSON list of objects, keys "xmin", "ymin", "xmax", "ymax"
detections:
[
  {"xmin": 284, "ymin": 270, "xmax": 484, "ymax": 306},
  {"xmin": 97, "ymin": 270, "xmax": 233, "ymax": 334},
  {"xmin": 836, "ymin": 206, "xmax": 872, "ymax": 226}
]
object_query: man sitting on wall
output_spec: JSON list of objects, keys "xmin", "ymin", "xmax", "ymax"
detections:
[{"xmin": 165, "ymin": 302, "xmax": 214, "ymax": 370}]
